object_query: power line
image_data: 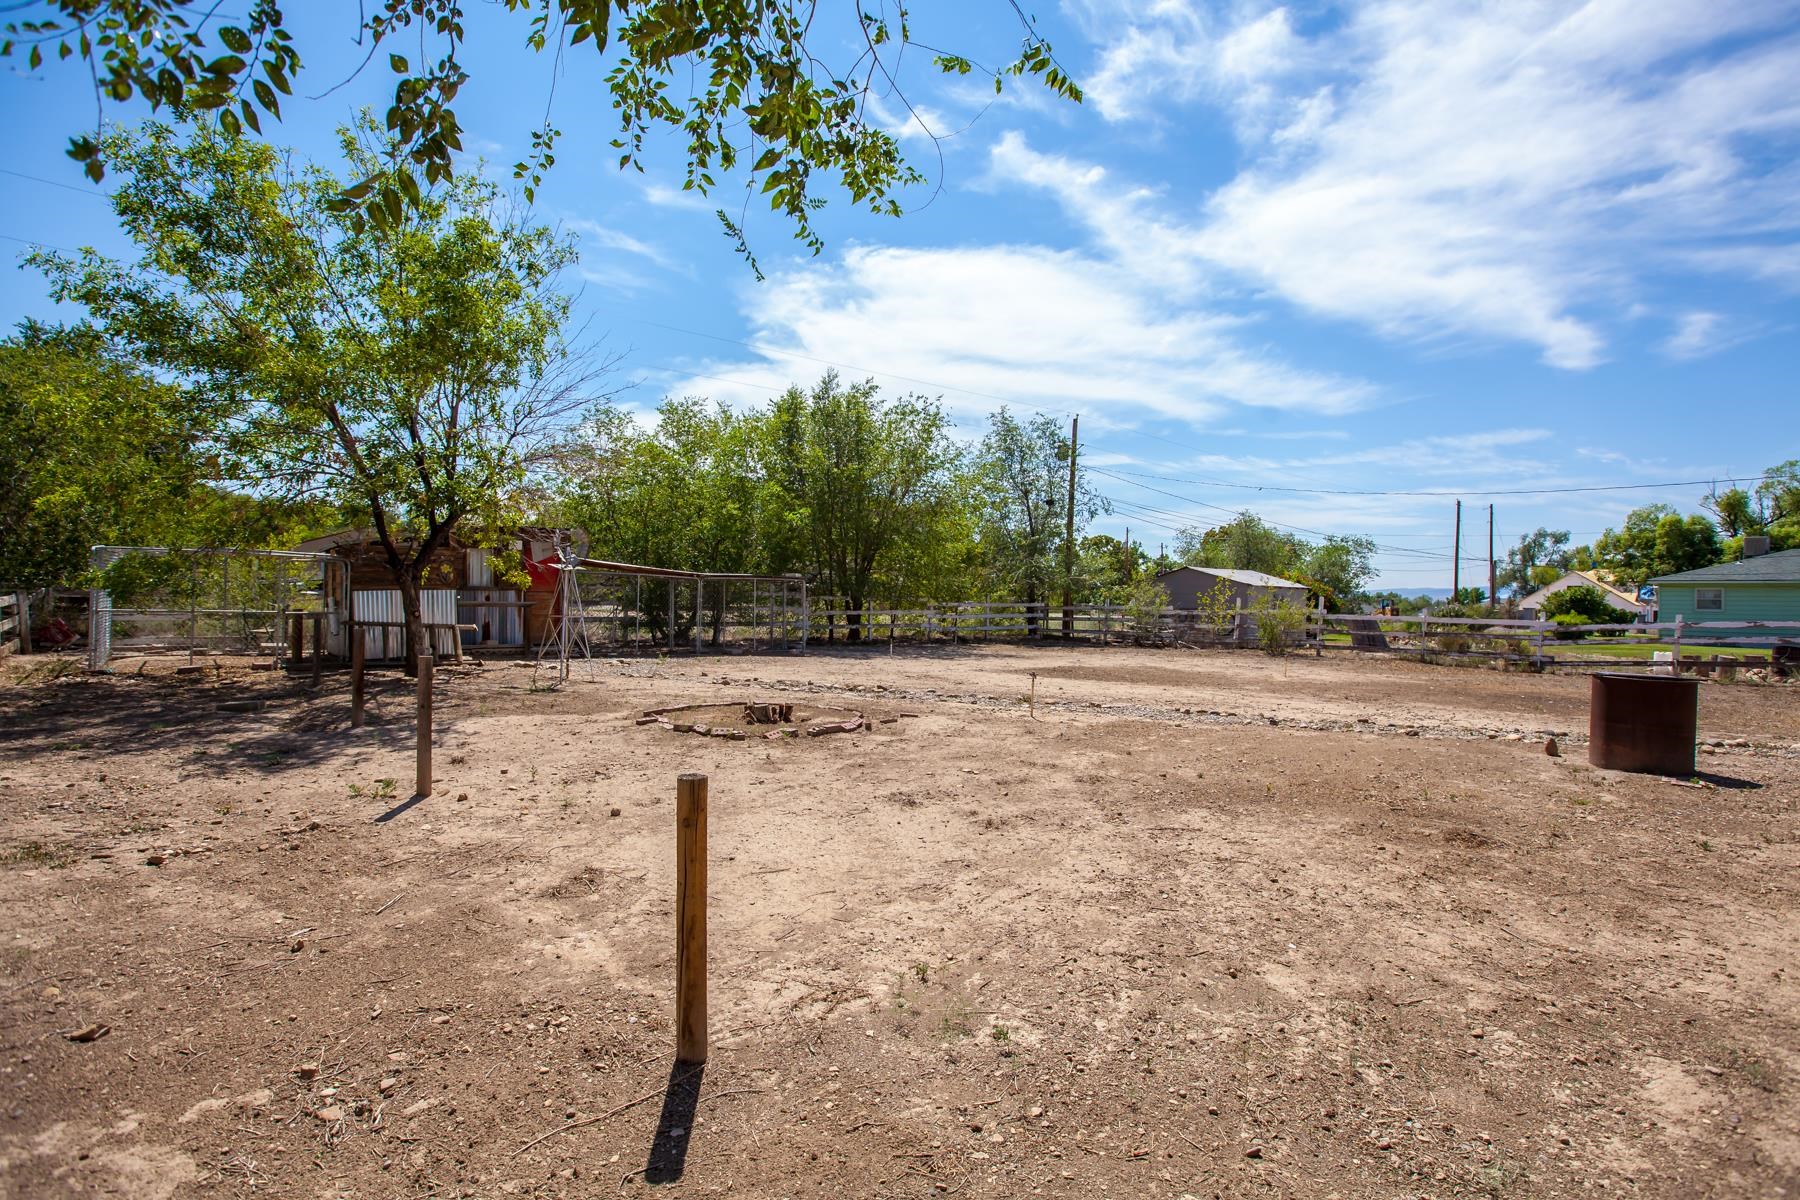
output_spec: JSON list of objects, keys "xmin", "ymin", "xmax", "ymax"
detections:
[
  {"xmin": 0, "ymin": 167, "xmax": 112, "ymax": 200},
  {"xmin": 1094, "ymin": 468, "xmax": 1493, "ymax": 563},
  {"xmin": 1099, "ymin": 464, "xmax": 1766, "ymax": 499}
]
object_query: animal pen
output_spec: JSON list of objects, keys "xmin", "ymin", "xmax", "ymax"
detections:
[
  {"xmin": 538, "ymin": 558, "xmax": 809, "ymax": 673},
  {"xmin": 86, "ymin": 545, "xmax": 347, "ymax": 670}
]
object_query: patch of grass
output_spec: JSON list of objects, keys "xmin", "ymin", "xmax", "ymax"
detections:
[
  {"xmin": 1475, "ymin": 1152, "xmax": 1530, "ymax": 1195},
  {"xmin": 2, "ymin": 841, "xmax": 75, "ymax": 869},
  {"xmin": 14, "ymin": 658, "xmax": 83, "ymax": 685},
  {"xmin": 349, "ymin": 778, "xmax": 398, "ymax": 801},
  {"xmin": 1699, "ymin": 838, "xmax": 1716, "ymax": 852},
  {"xmin": 911, "ymin": 962, "xmax": 930, "ymax": 985},
  {"xmin": 990, "ymin": 1024, "xmax": 1011, "ymax": 1042},
  {"xmin": 937, "ymin": 1000, "xmax": 978, "ymax": 1040},
  {"xmin": 1725, "ymin": 1047, "xmax": 1780, "ymax": 1092}
]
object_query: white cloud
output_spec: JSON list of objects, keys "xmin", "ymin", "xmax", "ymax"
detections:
[
  {"xmin": 638, "ymin": 181, "xmax": 714, "ymax": 212},
  {"xmin": 1058, "ymin": 0, "xmax": 1800, "ymax": 369},
  {"xmin": 1659, "ymin": 310, "xmax": 1758, "ymax": 361},
  {"xmin": 654, "ymin": 243, "xmax": 1377, "ymax": 423}
]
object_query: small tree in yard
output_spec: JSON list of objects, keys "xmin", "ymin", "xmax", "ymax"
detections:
[
  {"xmin": 35, "ymin": 119, "xmax": 602, "ymax": 670},
  {"xmin": 1120, "ymin": 574, "xmax": 1170, "ymax": 644},
  {"xmin": 1540, "ymin": 585, "xmax": 1619, "ymax": 625}
]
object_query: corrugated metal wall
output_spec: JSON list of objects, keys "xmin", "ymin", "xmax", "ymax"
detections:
[{"xmin": 351, "ymin": 589, "xmax": 459, "ymax": 659}]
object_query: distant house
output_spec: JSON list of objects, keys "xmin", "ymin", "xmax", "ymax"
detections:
[
  {"xmin": 1156, "ymin": 565, "xmax": 1309, "ymax": 612},
  {"xmin": 1650, "ymin": 545, "xmax": 1800, "ymax": 643},
  {"xmin": 1517, "ymin": 570, "xmax": 1645, "ymax": 622}
]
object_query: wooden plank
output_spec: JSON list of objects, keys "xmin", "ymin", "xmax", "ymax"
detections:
[
  {"xmin": 415, "ymin": 655, "xmax": 433, "ymax": 799},
  {"xmin": 675, "ymin": 772, "xmax": 708, "ymax": 1065}
]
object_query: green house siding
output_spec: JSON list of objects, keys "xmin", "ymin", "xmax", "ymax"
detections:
[{"xmin": 1657, "ymin": 581, "xmax": 1800, "ymax": 642}]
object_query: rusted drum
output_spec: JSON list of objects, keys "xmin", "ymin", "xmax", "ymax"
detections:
[{"xmin": 1588, "ymin": 673, "xmax": 1700, "ymax": 774}]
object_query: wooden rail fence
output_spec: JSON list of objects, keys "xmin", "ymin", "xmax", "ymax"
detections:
[{"xmin": 0, "ymin": 591, "xmax": 28, "ymax": 657}]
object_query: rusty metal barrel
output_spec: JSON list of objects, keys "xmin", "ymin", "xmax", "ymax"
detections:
[{"xmin": 1588, "ymin": 672, "xmax": 1699, "ymax": 774}]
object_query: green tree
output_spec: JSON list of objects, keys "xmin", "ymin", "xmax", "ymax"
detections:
[
  {"xmin": 1586, "ymin": 505, "xmax": 1721, "ymax": 588},
  {"xmin": 1076, "ymin": 534, "xmax": 1148, "ymax": 604},
  {"xmin": 974, "ymin": 409, "xmax": 1100, "ymax": 626},
  {"xmin": 1499, "ymin": 527, "xmax": 1572, "ymax": 595},
  {"xmin": 1177, "ymin": 514, "xmax": 1306, "ymax": 578},
  {"xmin": 1300, "ymin": 536, "xmax": 1377, "ymax": 609},
  {"xmin": 34, "ymin": 119, "xmax": 592, "ymax": 669},
  {"xmin": 1755, "ymin": 460, "xmax": 1800, "ymax": 548},
  {"xmin": 9, "ymin": 1, "xmax": 1079, "ymax": 258},
  {"xmin": 1540, "ymin": 584, "xmax": 1617, "ymax": 624},
  {"xmin": 761, "ymin": 373, "xmax": 961, "ymax": 638},
  {"xmin": 0, "ymin": 322, "xmax": 206, "ymax": 587},
  {"xmin": 1702, "ymin": 487, "xmax": 1762, "ymax": 537}
]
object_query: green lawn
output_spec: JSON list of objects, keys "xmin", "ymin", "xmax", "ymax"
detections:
[{"xmin": 1539, "ymin": 641, "xmax": 1773, "ymax": 662}]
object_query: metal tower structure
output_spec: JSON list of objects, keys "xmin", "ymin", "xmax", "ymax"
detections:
[{"xmin": 535, "ymin": 534, "xmax": 592, "ymax": 682}]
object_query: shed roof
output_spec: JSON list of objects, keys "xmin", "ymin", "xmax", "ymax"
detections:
[
  {"xmin": 1650, "ymin": 548, "xmax": 1800, "ymax": 584},
  {"xmin": 1158, "ymin": 564, "xmax": 1307, "ymax": 590}
]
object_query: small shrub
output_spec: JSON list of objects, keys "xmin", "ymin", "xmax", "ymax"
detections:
[
  {"xmin": 1541, "ymin": 585, "xmax": 1617, "ymax": 625},
  {"xmin": 1121, "ymin": 575, "xmax": 1171, "ymax": 644},
  {"xmin": 1255, "ymin": 597, "xmax": 1308, "ymax": 654},
  {"xmin": 1551, "ymin": 613, "xmax": 1588, "ymax": 641}
]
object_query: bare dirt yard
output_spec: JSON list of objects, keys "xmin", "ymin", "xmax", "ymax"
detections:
[{"xmin": 1, "ymin": 644, "xmax": 1796, "ymax": 1200}]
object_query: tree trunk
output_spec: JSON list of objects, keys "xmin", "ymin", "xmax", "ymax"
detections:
[
  {"xmin": 398, "ymin": 568, "xmax": 427, "ymax": 678},
  {"xmin": 846, "ymin": 594, "xmax": 863, "ymax": 643}
]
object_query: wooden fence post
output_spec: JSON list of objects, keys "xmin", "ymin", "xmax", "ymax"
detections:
[
  {"xmin": 415, "ymin": 654, "xmax": 434, "ymax": 798},
  {"xmin": 1672, "ymin": 615, "xmax": 1683, "ymax": 672},
  {"xmin": 350, "ymin": 631, "xmax": 366, "ymax": 728},
  {"xmin": 311, "ymin": 614, "xmax": 323, "ymax": 686},
  {"xmin": 17, "ymin": 592, "xmax": 30, "ymax": 655},
  {"xmin": 675, "ymin": 772, "xmax": 709, "ymax": 1064},
  {"xmin": 289, "ymin": 612, "xmax": 304, "ymax": 669}
]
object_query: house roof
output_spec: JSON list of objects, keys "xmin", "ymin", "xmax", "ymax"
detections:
[
  {"xmin": 1650, "ymin": 547, "xmax": 1800, "ymax": 585},
  {"xmin": 1519, "ymin": 570, "xmax": 1643, "ymax": 608},
  {"xmin": 1158, "ymin": 565, "xmax": 1308, "ymax": 590}
]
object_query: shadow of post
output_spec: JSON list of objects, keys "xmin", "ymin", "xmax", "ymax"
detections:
[
  {"xmin": 373, "ymin": 793, "xmax": 429, "ymax": 823},
  {"xmin": 643, "ymin": 1061, "xmax": 705, "ymax": 1185}
]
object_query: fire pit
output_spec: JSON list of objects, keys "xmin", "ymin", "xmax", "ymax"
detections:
[{"xmin": 636, "ymin": 700, "xmax": 867, "ymax": 739}]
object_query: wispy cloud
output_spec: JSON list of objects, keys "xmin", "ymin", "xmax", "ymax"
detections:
[
  {"xmin": 1663, "ymin": 311, "xmax": 1729, "ymax": 360},
  {"xmin": 1052, "ymin": 1, "xmax": 1800, "ymax": 369},
  {"xmin": 653, "ymin": 243, "xmax": 1378, "ymax": 423}
]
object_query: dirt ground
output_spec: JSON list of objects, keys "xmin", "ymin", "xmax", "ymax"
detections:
[{"xmin": 1, "ymin": 643, "xmax": 1796, "ymax": 1200}]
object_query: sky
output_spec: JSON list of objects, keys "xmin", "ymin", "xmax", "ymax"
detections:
[{"xmin": 1, "ymin": 0, "xmax": 1797, "ymax": 590}]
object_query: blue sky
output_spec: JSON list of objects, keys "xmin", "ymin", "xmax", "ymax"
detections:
[{"xmin": 2, "ymin": 1, "xmax": 1797, "ymax": 589}]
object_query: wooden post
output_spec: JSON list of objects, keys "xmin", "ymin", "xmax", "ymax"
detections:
[
  {"xmin": 311, "ymin": 613, "xmax": 323, "ymax": 686},
  {"xmin": 351, "ymin": 631, "xmax": 366, "ymax": 728},
  {"xmin": 675, "ymin": 772, "xmax": 708, "ymax": 1064},
  {"xmin": 289, "ymin": 612, "xmax": 303, "ymax": 668},
  {"xmin": 415, "ymin": 654, "xmax": 434, "ymax": 798},
  {"xmin": 17, "ymin": 592, "xmax": 30, "ymax": 655},
  {"xmin": 1672, "ymin": 615, "xmax": 1684, "ymax": 673}
]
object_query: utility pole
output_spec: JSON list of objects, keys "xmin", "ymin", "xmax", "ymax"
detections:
[
  {"xmin": 1452, "ymin": 500, "xmax": 1462, "ymax": 598},
  {"xmin": 1062, "ymin": 415, "xmax": 1077, "ymax": 639},
  {"xmin": 1487, "ymin": 504, "xmax": 1497, "ymax": 609}
]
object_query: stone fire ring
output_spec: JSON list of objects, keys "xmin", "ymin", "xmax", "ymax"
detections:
[{"xmin": 634, "ymin": 700, "xmax": 866, "ymax": 740}]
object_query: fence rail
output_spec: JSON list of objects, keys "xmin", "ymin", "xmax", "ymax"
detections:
[
  {"xmin": 1310, "ymin": 611, "xmax": 1800, "ymax": 670},
  {"xmin": 0, "ymin": 591, "xmax": 27, "ymax": 656}
]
